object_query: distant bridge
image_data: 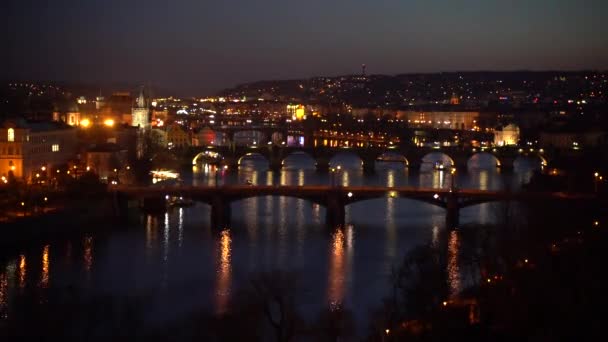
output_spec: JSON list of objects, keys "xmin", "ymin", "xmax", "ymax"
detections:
[
  {"xmin": 112, "ymin": 185, "xmax": 593, "ymax": 229},
  {"xmin": 190, "ymin": 145, "xmax": 551, "ymax": 173}
]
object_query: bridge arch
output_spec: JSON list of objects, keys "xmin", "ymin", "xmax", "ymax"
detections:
[
  {"xmin": 346, "ymin": 195, "xmax": 446, "ymax": 209},
  {"xmin": 513, "ymin": 154, "xmax": 548, "ymax": 169},
  {"xmin": 420, "ymin": 152, "xmax": 455, "ymax": 171},
  {"xmin": 238, "ymin": 152, "xmax": 269, "ymax": 169},
  {"xmin": 229, "ymin": 194, "xmax": 326, "ymax": 207},
  {"xmin": 281, "ymin": 151, "xmax": 316, "ymax": 170},
  {"xmin": 329, "ymin": 151, "xmax": 364, "ymax": 169},
  {"xmin": 192, "ymin": 150, "xmax": 224, "ymax": 165},
  {"xmin": 376, "ymin": 151, "xmax": 409, "ymax": 166},
  {"xmin": 467, "ymin": 152, "xmax": 501, "ymax": 169}
]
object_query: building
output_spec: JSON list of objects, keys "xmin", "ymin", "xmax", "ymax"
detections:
[
  {"xmin": 0, "ymin": 120, "xmax": 78, "ymax": 182},
  {"xmin": 494, "ymin": 123, "xmax": 520, "ymax": 146},
  {"xmin": 85, "ymin": 143, "xmax": 128, "ymax": 181},
  {"xmin": 165, "ymin": 123, "xmax": 191, "ymax": 148},
  {"xmin": 539, "ymin": 130, "xmax": 606, "ymax": 149},
  {"xmin": 287, "ymin": 104, "xmax": 306, "ymax": 120},
  {"xmin": 131, "ymin": 88, "xmax": 150, "ymax": 129},
  {"xmin": 151, "ymin": 109, "xmax": 169, "ymax": 126},
  {"xmin": 192, "ymin": 126, "xmax": 217, "ymax": 146},
  {"xmin": 52, "ymin": 100, "xmax": 81, "ymax": 126},
  {"xmin": 397, "ymin": 110, "xmax": 479, "ymax": 130},
  {"xmin": 233, "ymin": 130, "xmax": 264, "ymax": 146}
]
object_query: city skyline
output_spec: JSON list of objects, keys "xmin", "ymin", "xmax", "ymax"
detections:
[{"xmin": 3, "ymin": 0, "xmax": 608, "ymax": 96}]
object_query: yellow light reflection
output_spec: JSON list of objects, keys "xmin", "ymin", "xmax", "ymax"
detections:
[
  {"xmin": 341, "ymin": 170, "xmax": 349, "ymax": 187},
  {"xmin": 447, "ymin": 231, "xmax": 461, "ymax": 298},
  {"xmin": 18, "ymin": 254, "xmax": 26, "ymax": 289},
  {"xmin": 41, "ymin": 245, "xmax": 49, "ymax": 288},
  {"xmin": 215, "ymin": 230, "xmax": 232, "ymax": 315},
  {"xmin": 328, "ymin": 229, "xmax": 346, "ymax": 307},
  {"xmin": 479, "ymin": 170, "xmax": 488, "ymax": 191},
  {"xmin": 387, "ymin": 170, "xmax": 395, "ymax": 187},
  {"xmin": 297, "ymin": 169, "xmax": 305, "ymax": 186}
]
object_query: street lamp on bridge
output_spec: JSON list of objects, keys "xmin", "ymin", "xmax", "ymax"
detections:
[{"xmin": 450, "ymin": 167, "xmax": 457, "ymax": 192}]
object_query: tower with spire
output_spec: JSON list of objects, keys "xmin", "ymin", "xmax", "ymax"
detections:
[{"xmin": 132, "ymin": 86, "xmax": 150, "ymax": 129}]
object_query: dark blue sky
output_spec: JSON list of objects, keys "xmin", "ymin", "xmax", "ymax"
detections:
[{"xmin": 2, "ymin": 0, "xmax": 607, "ymax": 95}]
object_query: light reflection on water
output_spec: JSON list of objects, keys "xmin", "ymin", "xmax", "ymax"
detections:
[
  {"xmin": 328, "ymin": 228, "xmax": 346, "ymax": 306},
  {"xmin": 41, "ymin": 245, "xmax": 49, "ymax": 288},
  {"xmin": 0, "ymin": 152, "xmax": 542, "ymax": 329},
  {"xmin": 0, "ymin": 272, "xmax": 7, "ymax": 319},
  {"xmin": 447, "ymin": 230, "xmax": 461, "ymax": 298},
  {"xmin": 18, "ymin": 255, "xmax": 26, "ymax": 290},
  {"xmin": 215, "ymin": 230, "xmax": 232, "ymax": 315},
  {"xmin": 83, "ymin": 237, "xmax": 93, "ymax": 277}
]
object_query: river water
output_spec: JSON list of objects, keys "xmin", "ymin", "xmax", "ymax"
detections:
[{"xmin": 0, "ymin": 152, "xmax": 542, "ymax": 332}]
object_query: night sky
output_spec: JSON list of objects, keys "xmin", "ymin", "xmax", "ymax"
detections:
[{"xmin": 2, "ymin": 0, "xmax": 607, "ymax": 95}]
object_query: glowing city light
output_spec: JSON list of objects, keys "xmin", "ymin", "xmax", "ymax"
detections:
[{"xmin": 104, "ymin": 118, "xmax": 115, "ymax": 127}]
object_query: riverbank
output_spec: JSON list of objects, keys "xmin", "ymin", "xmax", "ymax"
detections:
[{"xmin": 0, "ymin": 197, "xmax": 130, "ymax": 248}]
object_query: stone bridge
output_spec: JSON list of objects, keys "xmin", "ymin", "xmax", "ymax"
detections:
[
  {"xmin": 189, "ymin": 145, "xmax": 550, "ymax": 173},
  {"xmin": 112, "ymin": 185, "xmax": 591, "ymax": 229}
]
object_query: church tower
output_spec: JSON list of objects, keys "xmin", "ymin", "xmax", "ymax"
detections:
[{"xmin": 132, "ymin": 87, "xmax": 150, "ymax": 129}]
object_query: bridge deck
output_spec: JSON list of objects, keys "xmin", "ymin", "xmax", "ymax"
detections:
[{"xmin": 114, "ymin": 185, "xmax": 594, "ymax": 205}]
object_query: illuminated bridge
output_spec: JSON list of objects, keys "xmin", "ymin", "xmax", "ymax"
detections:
[
  {"xmin": 111, "ymin": 185, "xmax": 595, "ymax": 229},
  {"xmin": 190, "ymin": 145, "xmax": 553, "ymax": 173}
]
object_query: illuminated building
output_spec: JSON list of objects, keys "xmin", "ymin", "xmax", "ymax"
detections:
[
  {"xmin": 449, "ymin": 93, "xmax": 461, "ymax": 105},
  {"xmin": 494, "ymin": 124, "xmax": 520, "ymax": 146},
  {"xmin": 165, "ymin": 123, "xmax": 191, "ymax": 148},
  {"xmin": 397, "ymin": 110, "xmax": 479, "ymax": 130},
  {"xmin": 132, "ymin": 87, "xmax": 150, "ymax": 129},
  {"xmin": 95, "ymin": 96, "xmax": 106, "ymax": 110},
  {"xmin": 287, "ymin": 104, "xmax": 306, "ymax": 120},
  {"xmin": 152, "ymin": 109, "xmax": 168, "ymax": 123},
  {"xmin": 52, "ymin": 100, "xmax": 81, "ymax": 126},
  {"xmin": 192, "ymin": 126, "xmax": 217, "ymax": 146},
  {"xmin": 0, "ymin": 120, "xmax": 77, "ymax": 182}
]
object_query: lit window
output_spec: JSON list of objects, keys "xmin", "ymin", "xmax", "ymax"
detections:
[
  {"xmin": 8, "ymin": 128, "xmax": 14, "ymax": 142},
  {"xmin": 52, "ymin": 144, "xmax": 60, "ymax": 152}
]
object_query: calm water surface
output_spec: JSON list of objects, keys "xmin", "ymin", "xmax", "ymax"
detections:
[{"xmin": 0, "ymin": 152, "xmax": 542, "ymax": 330}]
